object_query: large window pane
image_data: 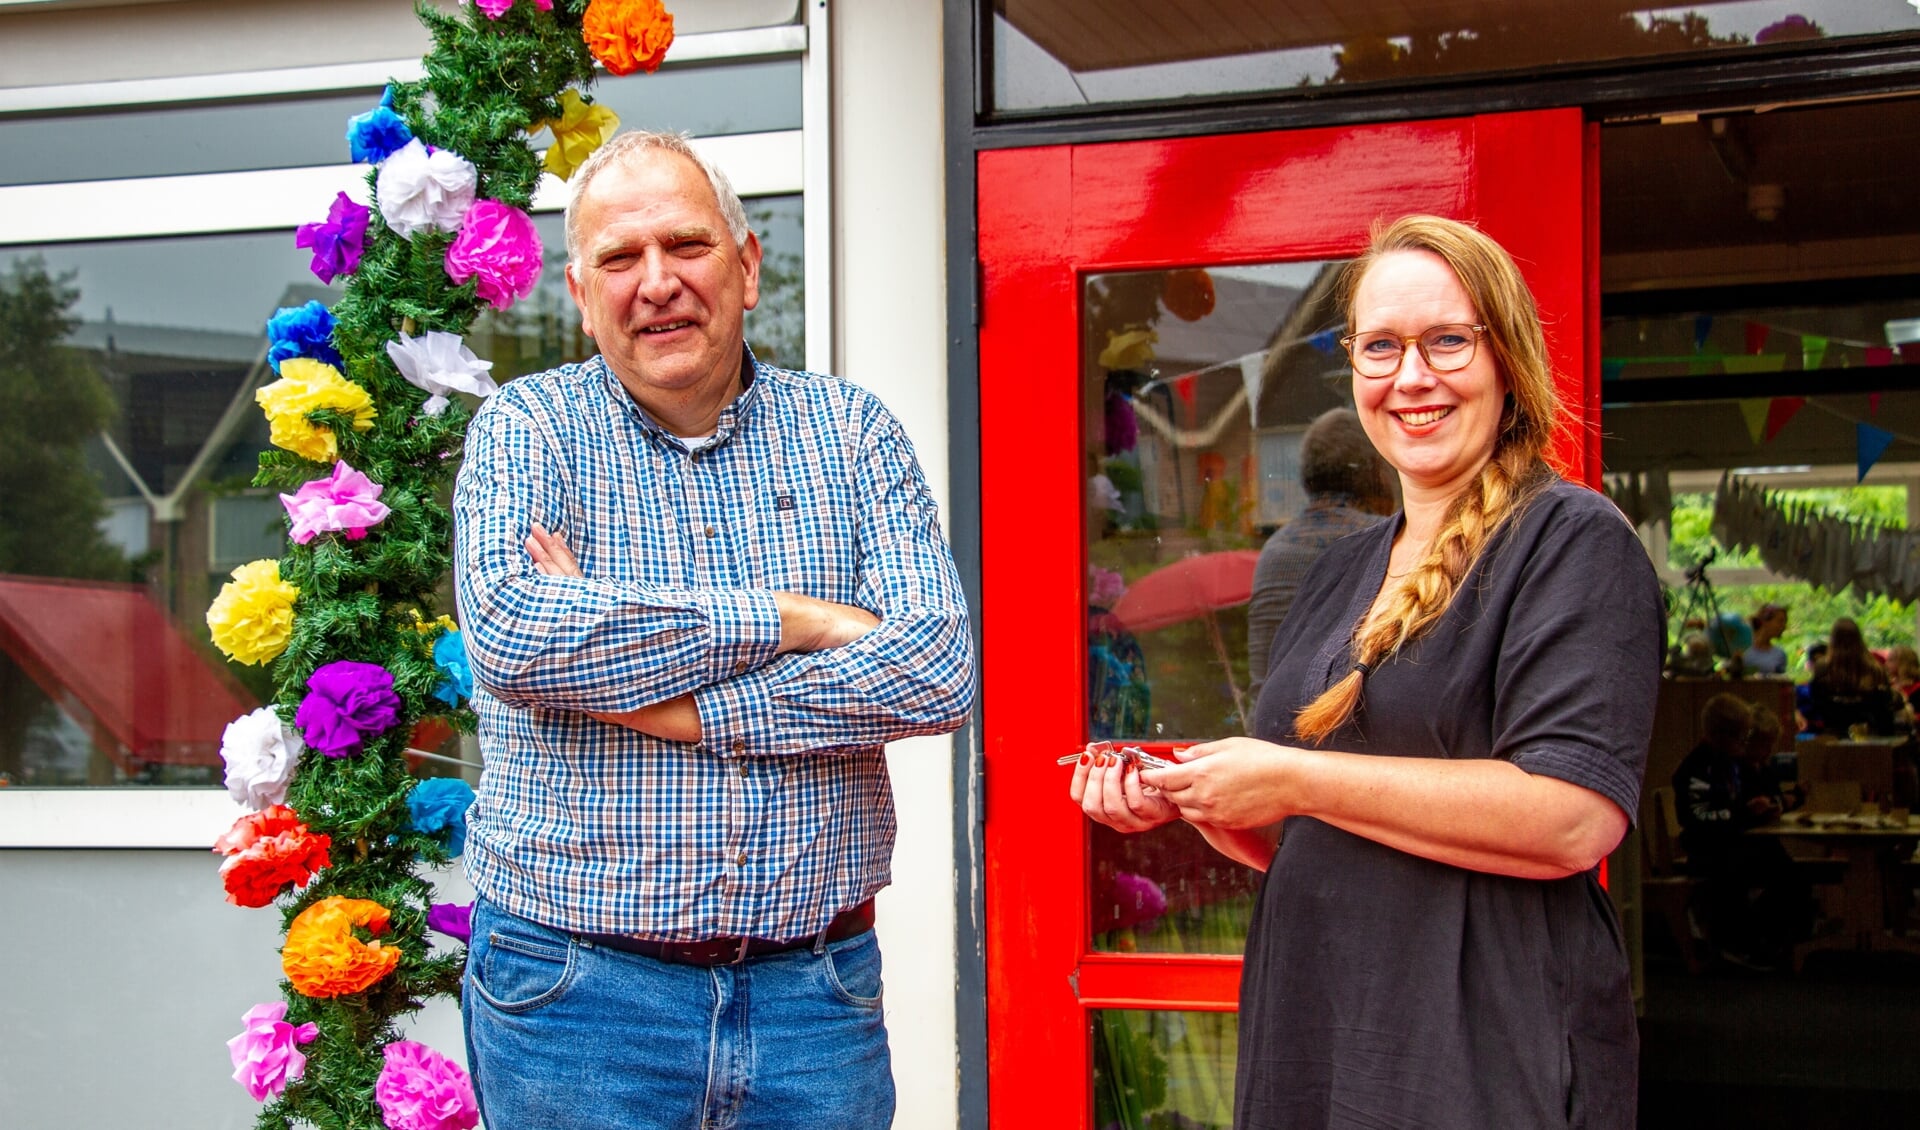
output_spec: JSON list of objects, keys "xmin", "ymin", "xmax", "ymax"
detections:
[
  {"xmin": 993, "ymin": 1, "xmax": 1920, "ymax": 116},
  {"xmin": 4, "ymin": 59, "xmax": 801, "ymax": 187},
  {"xmin": 0, "ymin": 192, "xmax": 801, "ymax": 789},
  {"xmin": 1084, "ymin": 260, "xmax": 1350, "ymax": 953}
]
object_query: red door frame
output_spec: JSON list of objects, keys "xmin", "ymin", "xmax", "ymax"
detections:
[{"xmin": 978, "ymin": 109, "xmax": 1599, "ymax": 1128}]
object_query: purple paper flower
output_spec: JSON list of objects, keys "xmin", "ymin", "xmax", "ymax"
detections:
[
  {"xmin": 347, "ymin": 87, "xmax": 414, "ymax": 165},
  {"xmin": 444, "ymin": 199, "xmax": 542, "ymax": 311},
  {"xmin": 427, "ymin": 902, "xmax": 474, "ymax": 944},
  {"xmin": 266, "ymin": 301, "xmax": 343, "ymax": 374},
  {"xmin": 407, "ymin": 777, "xmax": 476, "ymax": 857},
  {"xmin": 295, "ymin": 192, "xmax": 372, "ymax": 285},
  {"xmin": 376, "ymin": 1040, "xmax": 479, "ymax": 1130},
  {"xmin": 280, "ymin": 461, "xmax": 392, "ymax": 545},
  {"xmin": 227, "ymin": 1001, "xmax": 319, "ymax": 1102},
  {"xmin": 295, "ymin": 660, "xmax": 401, "ymax": 758}
]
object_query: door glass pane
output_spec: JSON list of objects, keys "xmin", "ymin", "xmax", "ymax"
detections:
[
  {"xmin": 1093, "ymin": 1008, "xmax": 1237, "ymax": 1130},
  {"xmin": 1085, "ymin": 260, "xmax": 1354, "ymax": 953},
  {"xmin": 993, "ymin": 2, "xmax": 1920, "ymax": 116}
]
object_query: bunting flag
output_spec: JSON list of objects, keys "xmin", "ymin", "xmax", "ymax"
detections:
[
  {"xmin": 1307, "ymin": 328, "xmax": 1340, "ymax": 355},
  {"xmin": 1738, "ymin": 399, "xmax": 1770, "ymax": 445},
  {"xmin": 1871, "ymin": 391, "xmax": 1883, "ymax": 416},
  {"xmin": 1693, "ymin": 315, "xmax": 1714, "ymax": 352},
  {"xmin": 1858, "ymin": 422, "xmax": 1895, "ymax": 482},
  {"xmin": 1744, "ymin": 321, "xmax": 1769, "ymax": 355},
  {"xmin": 1763, "ymin": 396, "xmax": 1806, "ymax": 441},
  {"xmin": 1238, "ymin": 353, "xmax": 1264, "ymax": 428},
  {"xmin": 1172, "ymin": 372, "xmax": 1197, "ymax": 426},
  {"xmin": 1801, "ymin": 334, "xmax": 1828, "ymax": 371},
  {"xmin": 1688, "ymin": 355, "xmax": 1719, "ymax": 376},
  {"xmin": 1901, "ymin": 342, "xmax": 1920, "ymax": 365},
  {"xmin": 1722, "ymin": 354, "xmax": 1785, "ymax": 374},
  {"xmin": 1867, "ymin": 346, "xmax": 1894, "ymax": 366},
  {"xmin": 1601, "ymin": 359, "xmax": 1625, "ymax": 382}
]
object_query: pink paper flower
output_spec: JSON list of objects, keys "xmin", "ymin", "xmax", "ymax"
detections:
[
  {"xmin": 474, "ymin": 0, "xmax": 552, "ymax": 15},
  {"xmin": 295, "ymin": 192, "xmax": 372, "ymax": 284},
  {"xmin": 376, "ymin": 1040, "xmax": 480, "ymax": 1130},
  {"xmin": 444, "ymin": 199, "xmax": 542, "ymax": 310},
  {"xmin": 227, "ymin": 1001, "xmax": 319, "ymax": 1102},
  {"xmin": 279, "ymin": 460, "xmax": 392, "ymax": 544}
]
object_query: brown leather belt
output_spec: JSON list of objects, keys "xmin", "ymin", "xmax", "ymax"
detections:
[{"xmin": 581, "ymin": 899, "xmax": 875, "ymax": 966}]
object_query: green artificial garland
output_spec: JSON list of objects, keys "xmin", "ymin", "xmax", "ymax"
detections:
[{"xmin": 205, "ymin": 2, "xmax": 673, "ymax": 1126}]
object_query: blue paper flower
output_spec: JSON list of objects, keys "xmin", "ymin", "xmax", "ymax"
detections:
[
  {"xmin": 265, "ymin": 301, "xmax": 343, "ymax": 374},
  {"xmin": 431, "ymin": 629, "xmax": 473, "ymax": 707},
  {"xmin": 347, "ymin": 87, "xmax": 414, "ymax": 165},
  {"xmin": 406, "ymin": 777, "xmax": 476, "ymax": 858}
]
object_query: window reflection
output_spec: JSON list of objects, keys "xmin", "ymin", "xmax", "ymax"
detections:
[
  {"xmin": 992, "ymin": 1, "xmax": 1920, "ymax": 115},
  {"xmin": 1085, "ymin": 260, "xmax": 1350, "ymax": 954},
  {"xmin": 1092, "ymin": 1008, "xmax": 1236, "ymax": 1130},
  {"xmin": 5, "ymin": 59, "xmax": 801, "ymax": 188},
  {"xmin": 0, "ymin": 195, "xmax": 801, "ymax": 788}
]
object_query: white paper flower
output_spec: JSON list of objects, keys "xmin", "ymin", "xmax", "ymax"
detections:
[
  {"xmin": 376, "ymin": 139, "xmax": 478, "ymax": 239},
  {"xmin": 385, "ymin": 330, "xmax": 499, "ymax": 415},
  {"xmin": 221, "ymin": 706, "xmax": 302, "ymax": 811}
]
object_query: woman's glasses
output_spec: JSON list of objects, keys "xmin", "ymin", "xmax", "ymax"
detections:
[{"xmin": 1339, "ymin": 323, "xmax": 1486, "ymax": 378}]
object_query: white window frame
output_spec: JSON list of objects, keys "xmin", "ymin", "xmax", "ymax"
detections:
[{"xmin": 0, "ymin": 21, "xmax": 831, "ymax": 849}]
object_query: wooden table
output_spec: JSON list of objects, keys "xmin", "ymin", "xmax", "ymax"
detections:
[
  {"xmin": 1794, "ymin": 736, "xmax": 1918, "ymax": 807},
  {"xmin": 1750, "ymin": 812, "xmax": 1920, "ymax": 969}
]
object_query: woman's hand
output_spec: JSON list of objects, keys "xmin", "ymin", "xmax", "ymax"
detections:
[
  {"xmin": 1140, "ymin": 737, "xmax": 1300, "ymax": 831},
  {"xmin": 1069, "ymin": 744, "xmax": 1179, "ymax": 833}
]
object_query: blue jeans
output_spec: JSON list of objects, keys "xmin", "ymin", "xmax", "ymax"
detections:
[{"xmin": 463, "ymin": 895, "xmax": 894, "ymax": 1130}]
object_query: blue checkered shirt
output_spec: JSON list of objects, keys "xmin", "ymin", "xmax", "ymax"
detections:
[{"xmin": 453, "ymin": 351, "xmax": 975, "ymax": 941}]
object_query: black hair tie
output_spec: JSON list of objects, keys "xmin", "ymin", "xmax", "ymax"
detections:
[{"xmin": 1353, "ymin": 661, "xmax": 1371, "ymax": 677}]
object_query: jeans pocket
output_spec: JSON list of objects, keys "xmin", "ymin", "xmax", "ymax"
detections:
[
  {"xmin": 469, "ymin": 926, "xmax": 578, "ymax": 1014},
  {"xmin": 821, "ymin": 932, "xmax": 884, "ymax": 1009}
]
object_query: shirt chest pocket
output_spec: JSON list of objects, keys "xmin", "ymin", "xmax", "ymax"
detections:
[{"xmin": 752, "ymin": 485, "xmax": 862, "ymax": 598}]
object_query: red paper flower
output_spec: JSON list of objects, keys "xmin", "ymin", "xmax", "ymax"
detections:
[
  {"xmin": 214, "ymin": 804, "xmax": 306, "ymax": 856},
  {"xmin": 582, "ymin": 0, "xmax": 675, "ymax": 76},
  {"xmin": 221, "ymin": 828, "xmax": 333, "ymax": 908},
  {"xmin": 1162, "ymin": 268, "xmax": 1216, "ymax": 322}
]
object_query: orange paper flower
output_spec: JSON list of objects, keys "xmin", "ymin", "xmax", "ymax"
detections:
[
  {"xmin": 284, "ymin": 896, "xmax": 403, "ymax": 998},
  {"xmin": 582, "ymin": 0, "xmax": 674, "ymax": 76}
]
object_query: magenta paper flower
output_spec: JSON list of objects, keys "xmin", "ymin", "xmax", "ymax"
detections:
[
  {"xmin": 444, "ymin": 199, "xmax": 543, "ymax": 310},
  {"xmin": 227, "ymin": 1001, "xmax": 319, "ymax": 1102},
  {"xmin": 427, "ymin": 902, "xmax": 474, "ymax": 944},
  {"xmin": 295, "ymin": 192, "xmax": 372, "ymax": 284},
  {"xmin": 279, "ymin": 460, "xmax": 392, "ymax": 545},
  {"xmin": 376, "ymin": 1040, "xmax": 480, "ymax": 1130},
  {"xmin": 385, "ymin": 330, "xmax": 498, "ymax": 416},
  {"xmin": 475, "ymin": 0, "xmax": 552, "ymax": 15},
  {"xmin": 295, "ymin": 660, "xmax": 401, "ymax": 758}
]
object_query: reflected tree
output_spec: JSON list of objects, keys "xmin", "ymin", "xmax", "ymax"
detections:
[
  {"xmin": 1330, "ymin": 11, "xmax": 1748, "ymax": 84},
  {"xmin": 0, "ymin": 256, "xmax": 132, "ymax": 780}
]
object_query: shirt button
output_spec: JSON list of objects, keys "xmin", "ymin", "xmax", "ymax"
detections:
[
  {"xmin": 739, "ymin": 765, "xmax": 749, "ymax": 777},
  {"xmin": 736, "ymin": 852, "xmax": 749, "ymax": 866},
  {"xmin": 732, "ymin": 738, "xmax": 746, "ymax": 753},
  {"xmin": 704, "ymin": 525, "xmax": 717, "ymax": 539}
]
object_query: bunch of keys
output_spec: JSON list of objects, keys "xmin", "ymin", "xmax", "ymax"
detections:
[{"xmin": 1056, "ymin": 740, "xmax": 1175, "ymax": 771}]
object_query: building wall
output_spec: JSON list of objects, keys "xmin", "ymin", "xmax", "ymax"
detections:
[
  {"xmin": 832, "ymin": 2, "xmax": 960, "ymax": 1126},
  {"xmin": 0, "ymin": 1, "xmax": 964, "ymax": 1127}
]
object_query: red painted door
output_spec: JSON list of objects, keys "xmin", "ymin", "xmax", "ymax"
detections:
[{"xmin": 978, "ymin": 110, "xmax": 1597, "ymax": 1129}]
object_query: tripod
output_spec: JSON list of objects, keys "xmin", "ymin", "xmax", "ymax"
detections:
[{"xmin": 1669, "ymin": 548, "xmax": 1745, "ymax": 666}]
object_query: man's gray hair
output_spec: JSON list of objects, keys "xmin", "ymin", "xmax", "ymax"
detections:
[{"xmin": 564, "ymin": 130, "xmax": 752, "ymax": 264}]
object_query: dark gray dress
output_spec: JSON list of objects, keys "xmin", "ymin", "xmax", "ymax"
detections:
[{"xmin": 1237, "ymin": 480, "xmax": 1661, "ymax": 1130}]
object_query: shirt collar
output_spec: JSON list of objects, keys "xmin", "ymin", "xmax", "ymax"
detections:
[{"xmin": 600, "ymin": 345, "xmax": 764, "ymax": 451}]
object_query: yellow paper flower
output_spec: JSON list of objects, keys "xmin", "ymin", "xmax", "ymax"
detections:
[
  {"xmin": 408, "ymin": 609, "xmax": 459, "ymax": 635},
  {"xmin": 283, "ymin": 895, "xmax": 402, "ymax": 999},
  {"xmin": 1100, "ymin": 327, "xmax": 1157, "ymax": 371},
  {"xmin": 256, "ymin": 358, "xmax": 376, "ymax": 463},
  {"xmin": 537, "ymin": 89, "xmax": 620, "ymax": 181},
  {"xmin": 207, "ymin": 560, "xmax": 299, "ymax": 666}
]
